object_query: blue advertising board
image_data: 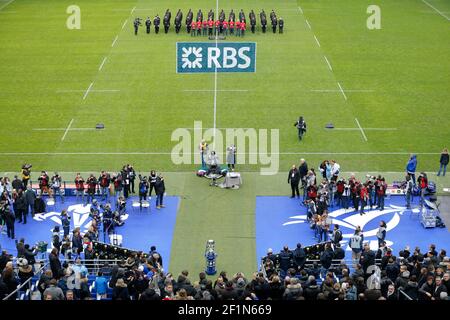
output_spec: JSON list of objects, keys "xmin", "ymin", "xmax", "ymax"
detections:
[{"xmin": 176, "ymin": 42, "xmax": 257, "ymax": 73}]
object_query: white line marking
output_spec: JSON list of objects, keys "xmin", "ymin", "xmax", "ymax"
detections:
[
  {"xmin": 323, "ymin": 56, "xmax": 333, "ymax": 71},
  {"xmin": 33, "ymin": 128, "xmax": 98, "ymax": 131},
  {"xmin": 0, "ymin": 0, "xmax": 15, "ymax": 11},
  {"xmin": 305, "ymin": 19, "xmax": 311, "ymax": 29},
  {"xmin": 131, "ymin": 6, "xmax": 136, "ymax": 14},
  {"xmin": 331, "ymin": 128, "xmax": 397, "ymax": 131},
  {"xmin": 355, "ymin": 118, "xmax": 368, "ymax": 142},
  {"xmin": 313, "ymin": 35, "xmax": 321, "ymax": 47},
  {"xmin": 182, "ymin": 89, "xmax": 248, "ymax": 92},
  {"xmin": 111, "ymin": 35, "xmax": 118, "ymax": 47},
  {"xmin": 121, "ymin": 19, "xmax": 128, "ymax": 30},
  {"xmin": 61, "ymin": 119, "xmax": 74, "ymax": 141},
  {"xmin": 83, "ymin": 82, "xmax": 94, "ymax": 100},
  {"xmin": 98, "ymin": 57, "xmax": 107, "ymax": 71},
  {"xmin": 57, "ymin": 89, "xmax": 119, "ymax": 93},
  {"xmin": 298, "ymin": 6, "xmax": 303, "ymax": 14},
  {"xmin": 421, "ymin": 0, "xmax": 450, "ymax": 20},
  {"xmin": 0, "ymin": 152, "xmax": 440, "ymax": 156},
  {"xmin": 337, "ymin": 82, "xmax": 347, "ymax": 100},
  {"xmin": 311, "ymin": 89, "xmax": 374, "ymax": 92}
]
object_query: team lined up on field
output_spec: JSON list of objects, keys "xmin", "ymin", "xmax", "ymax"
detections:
[{"xmin": 133, "ymin": 9, "xmax": 284, "ymax": 35}]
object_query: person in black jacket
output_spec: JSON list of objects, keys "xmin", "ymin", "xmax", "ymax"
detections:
[
  {"xmin": 437, "ymin": 148, "xmax": 449, "ymax": 176},
  {"xmin": 153, "ymin": 14, "xmax": 160, "ymax": 34},
  {"xmin": 278, "ymin": 246, "xmax": 293, "ymax": 275},
  {"xmin": 359, "ymin": 243, "xmax": 376, "ymax": 274},
  {"xmin": 49, "ymin": 248, "xmax": 62, "ymax": 280},
  {"xmin": 287, "ymin": 165, "xmax": 300, "ymax": 198},
  {"xmin": 15, "ymin": 190, "xmax": 27, "ymax": 224},
  {"xmin": 155, "ymin": 174, "xmax": 166, "ymax": 209},
  {"xmin": 113, "ymin": 278, "xmax": 130, "ymax": 300},
  {"xmin": 2, "ymin": 202, "xmax": 15, "ymax": 239},
  {"xmin": 33, "ymin": 194, "xmax": 46, "ymax": 214},
  {"xmin": 293, "ymin": 243, "xmax": 306, "ymax": 270},
  {"xmin": 24, "ymin": 185, "xmax": 36, "ymax": 217},
  {"xmin": 320, "ymin": 243, "xmax": 334, "ymax": 271}
]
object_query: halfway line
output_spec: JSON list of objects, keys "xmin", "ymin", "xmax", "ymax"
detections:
[
  {"xmin": 298, "ymin": 6, "xmax": 303, "ymax": 14},
  {"xmin": 313, "ymin": 35, "xmax": 321, "ymax": 47},
  {"xmin": 323, "ymin": 56, "xmax": 332, "ymax": 71},
  {"xmin": 305, "ymin": 19, "xmax": 311, "ymax": 29},
  {"xmin": 121, "ymin": 19, "xmax": 128, "ymax": 30}
]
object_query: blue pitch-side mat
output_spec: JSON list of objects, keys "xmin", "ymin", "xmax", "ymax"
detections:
[
  {"xmin": 0, "ymin": 196, "xmax": 179, "ymax": 271},
  {"xmin": 256, "ymin": 196, "xmax": 450, "ymax": 265}
]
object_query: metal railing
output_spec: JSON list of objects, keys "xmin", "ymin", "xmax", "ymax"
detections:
[
  {"xmin": 3, "ymin": 262, "xmax": 49, "ymax": 301},
  {"xmin": 399, "ymin": 289, "xmax": 414, "ymax": 301}
]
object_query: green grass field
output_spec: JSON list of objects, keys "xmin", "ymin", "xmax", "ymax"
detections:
[{"xmin": 0, "ymin": 0, "xmax": 449, "ymax": 276}]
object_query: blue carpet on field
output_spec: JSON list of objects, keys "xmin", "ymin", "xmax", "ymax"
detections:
[
  {"xmin": 256, "ymin": 196, "xmax": 450, "ymax": 265},
  {"xmin": 0, "ymin": 196, "xmax": 179, "ymax": 270}
]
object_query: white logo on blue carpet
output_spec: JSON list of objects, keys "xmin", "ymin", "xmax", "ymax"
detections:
[
  {"xmin": 282, "ymin": 205, "xmax": 420, "ymax": 250},
  {"xmin": 33, "ymin": 203, "xmax": 129, "ymax": 233}
]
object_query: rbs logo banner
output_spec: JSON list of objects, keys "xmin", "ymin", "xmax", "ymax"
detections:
[{"xmin": 176, "ymin": 42, "xmax": 256, "ymax": 73}]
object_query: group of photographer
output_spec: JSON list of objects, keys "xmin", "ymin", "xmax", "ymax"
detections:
[
  {"xmin": 133, "ymin": 8, "xmax": 284, "ymax": 36},
  {"xmin": 288, "ymin": 159, "xmax": 391, "ymax": 243}
]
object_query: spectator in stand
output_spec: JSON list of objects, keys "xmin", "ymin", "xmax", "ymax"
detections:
[
  {"xmin": 376, "ymin": 220, "xmax": 387, "ymax": 248},
  {"xmin": 406, "ymin": 154, "xmax": 417, "ymax": 186},
  {"xmin": 437, "ymin": 148, "xmax": 449, "ymax": 176},
  {"xmin": 293, "ymin": 243, "xmax": 306, "ymax": 270},
  {"xmin": 278, "ymin": 246, "xmax": 293, "ymax": 277},
  {"xmin": 74, "ymin": 173, "xmax": 85, "ymax": 203},
  {"xmin": 43, "ymin": 279, "xmax": 65, "ymax": 300},
  {"xmin": 17, "ymin": 258, "xmax": 33, "ymax": 289},
  {"xmin": 49, "ymin": 248, "xmax": 62, "ymax": 279},
  {"xmin": 11, "ymin": 175, "xmax": 23, "ymax": 193}
]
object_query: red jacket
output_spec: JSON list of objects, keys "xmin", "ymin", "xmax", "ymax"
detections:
[
  {"xmin": 208, "ymin": 20, "xmax": 214, "ymax": 28},
  {"xmin": 240, "ymin": 22, "xmax": 246, "ymax": 30}
]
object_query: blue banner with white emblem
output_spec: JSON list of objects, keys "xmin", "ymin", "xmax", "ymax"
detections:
[{"xmin": 176, "ymin": 42, "xmax": 256, "ymax": 73}]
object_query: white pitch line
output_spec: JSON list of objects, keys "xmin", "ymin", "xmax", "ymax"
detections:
[
  {"xmin": 111, "ymin": 35, "xmax": 118, "ymax": 47},
  {"xmin": 337, "ymin": 82, "xmax": 347, "ymax": 100},
  {"xmin": 83, "ymin": 82, "xmax": 94, "ymax": 100},
  {"xmin": 421, "ymin": 0, "xmax": 450, "ymax": 21},
  {"xmin": 33, "ymin": 128, "xmax": 98, "ymax": 131},
  {"xmin": 98, "ymin": 57, "xmax": 107, "ymax": 71},
  {"xmin": 305, "ymin": 19, "xmax": 311, "ymax": 29},
  {"xmin": 61, "ymin": 119, "xmax": 74, "ymax": 141},
  {"xmin": 131, "ymin": 6, "xmax": 136, "ymax": 14},
  {"xmin": 57, "ymin": 89, "xmax": 119, "ymax": 93},
  {"xmin": 298, "ymin": 6, "xmax": 303, "ymax": 14},
  {"xmin": 355, "ymin": 118, "xmax": 368, "ymax": 142},
  {"xmin": 323, "ymin": 56, "xmax": 333, "ymax": 71},
  {"xmin": 182, "ymin": 89, "xmax": 248, "ymax": 92},
  {"xmin": 0, "ymin": 0, "xmax": 15, "ymax": 11},
  {"xmin": 313, "ymin": 35, "xmax": 321, "ymax": 47},
  {"xmin": 311, "ymin": 89, "xmax": 374, "ymax": 92},
  {"xmin": 330, "ymin": 128, "xmax": 397, "ymax": 131},
  {"xmin": 121, "ymin": 19, "xmax": 128, "ymax": 30}
]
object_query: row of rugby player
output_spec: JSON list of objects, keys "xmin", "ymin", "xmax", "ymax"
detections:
[{"xmin": 135, "ymin": 9, "xmax": 284, "ymax": 34}]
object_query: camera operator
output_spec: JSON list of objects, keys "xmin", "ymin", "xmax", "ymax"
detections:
[
  {"xmin": 98, "ymin": 171, "xmax": 111, "ymax": 201},
  {"xmin": 51, "ymin": 172, "xmax": 64, "ymax": 203},
  {"xmin": 116, "ymin": 196, "xmax": 127, "ymax": 216},
  {"xmin": 74, "ymin": 173, "xmax": 85, "ymax": 203},
  {"xmin": 90, "ymin": 199, "xmax": 101, "ymax": 226},
  {"xmin": 138, "ymin": 175, "xmax": 149, "ymax": 207},
  {"xmin": 21, "ymin": 164, "xmax": 32, "ymax": 188},
  {"xmin": 101, "ymin": 203, "xmax": 114, "ymax": 235},
  {"xmin": 38, "ymin": 171, "xmax": 51, "ymax": 197},
  {"xmin": 86, "ymin": 174, "xmax": 98, "ymax": 204},
  {"xmin": 404, "ymin": 175, "xmax": 414, "ymax": 209},
  {"xmin": 61, "ymin": 209, "xmax": 71, "ymax": 237}
]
